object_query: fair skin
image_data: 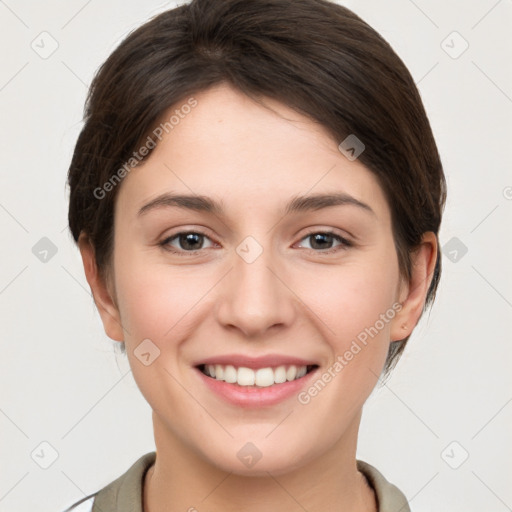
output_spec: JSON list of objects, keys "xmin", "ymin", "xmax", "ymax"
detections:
[{"xmin": 79, "ymin": 83, "xmax": 437, "ymax": 512}]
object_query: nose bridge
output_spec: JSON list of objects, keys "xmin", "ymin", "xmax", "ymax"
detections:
[{"xmin": 216, "ymin": 234, "xmax": 295, "ymax": 337}]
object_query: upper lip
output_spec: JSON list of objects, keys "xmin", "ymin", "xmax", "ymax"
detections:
[{"xmin": 194, "ymin": 354, "xmax": 319, "ymax": 370}]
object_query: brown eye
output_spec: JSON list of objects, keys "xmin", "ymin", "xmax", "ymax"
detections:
[
  {"xmin": 297, "ymin": 231, "xmax": 352, "ymax": 254},
  {"xmin": 160, "ymin": 231, "xmax": 215, "ymax": 254}
]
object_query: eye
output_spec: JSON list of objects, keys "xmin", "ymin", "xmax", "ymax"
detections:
[
  {"xmin": 296, "ymin": 230, "xmax": 352, "ymax": 254},
  {"xmin": 159, "ymin": 229, "xmax": 352, "ymax": 256},
  {"xmin": 159, "ymin": 231, "xmax": 215, "ymax": 254}
]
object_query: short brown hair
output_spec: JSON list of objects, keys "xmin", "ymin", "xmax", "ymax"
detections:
[{"xmin": 67, "ymin": 0, "xmax": 447, "ymax": 377}]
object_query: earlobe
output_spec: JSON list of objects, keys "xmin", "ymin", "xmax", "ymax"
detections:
[
  {"xmin": 78, "ymin": 233, "xmax": 125, "ymax": 342},
  {"xmin": 390, "ymin": 232, "xmax": 438, "ymax": 342}
]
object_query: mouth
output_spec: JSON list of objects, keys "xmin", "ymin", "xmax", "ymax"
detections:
[{"xmin": 196, "ymin": 363, "xmax": 319, "ymax": 388}]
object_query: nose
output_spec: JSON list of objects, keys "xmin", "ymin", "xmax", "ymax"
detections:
[{"xmin": 215, "ymin": 239, "xmax": 296, "ymax": 339}]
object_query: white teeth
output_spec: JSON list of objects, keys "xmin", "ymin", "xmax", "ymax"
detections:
[
  {"xmin": 223, "ymin": 365, "xmax": 237, "ymax": 383},
  {"xmin": 296, "ymin": 366, "xmax": 307, "ymax": 378},
  {"xmin": 201, "ymin": 364, "xmax": 312, "ymax": 387},
  {"xmin": 286, "ymin": 365, "xmax": 297, "ymax": 381},
  {"xmin": 237, "ymin": 366, "xmax": 255, "ymax": 386},
  {"xmin": 274, "ymin": 366, "xmax": 287, "ymax": 384},
  {"xmin": 215, "ymin": 364, "xmax": 224, "ymax": 379},
  {"xmin": 255, "ymin": 367, "xmax": 274, "ymax": 387}
]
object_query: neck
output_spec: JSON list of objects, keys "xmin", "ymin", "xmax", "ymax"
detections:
[{"xmin": 143, "ymin": 411, "xmax": 377, "ymax": 512}]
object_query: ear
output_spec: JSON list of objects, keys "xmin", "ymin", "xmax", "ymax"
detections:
[
  {"xmin": 390, "ymin": 232, "xmax": 438, "ymax": 342},
  {"xmin": 78, "ymin": 233, "xmax": 125, "ymax": 342}
]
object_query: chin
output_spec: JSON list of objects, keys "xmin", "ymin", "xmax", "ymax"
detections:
[{"xmin": 199, "ymin": 438, "xmax": 313, "ymax": 477}]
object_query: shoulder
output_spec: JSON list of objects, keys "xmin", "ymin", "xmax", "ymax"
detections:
[
  {"xmin": 357, "ymin": 459, "xmax": 411, "ymax": 512},
  {"xmin": 61, "ymin": 451, "xmax": 156, "ymax": 512}
]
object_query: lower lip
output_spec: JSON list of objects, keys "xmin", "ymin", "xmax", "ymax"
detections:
[{"xmin": 194, "ymin": 367, "xmax": 319, "ymax": 408}]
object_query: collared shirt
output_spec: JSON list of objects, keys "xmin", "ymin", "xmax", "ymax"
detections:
[{"xmin": 63, "ymin": 451, "xmax": 410, "ymax": 512}]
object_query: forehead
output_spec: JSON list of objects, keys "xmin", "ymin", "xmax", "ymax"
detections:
[{"xmin": 115, "ymin": 83, "xmax": 390, "ymax": 223}]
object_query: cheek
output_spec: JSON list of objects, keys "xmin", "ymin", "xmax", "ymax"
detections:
[
  {"xmin": 292, "ymin": 261, "xmax": 399, "ymax": 417},
  {"xmin": 307, "ymin": 259, "xmax": 398, "ymax": 335},
  {"xmin": 306, "ymin": 251, "xmax": 400, "ymax": 372},
  {"xmin": 112, "ymin": 256, "xmax": 208, "ymax": 406},
  {"xmin": 114, "ymin": 258, "xmax": 206, "ymax": 343}
]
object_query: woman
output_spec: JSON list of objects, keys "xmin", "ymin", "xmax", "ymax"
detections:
[{"xmin": 64, "ymin": 0, "xmax": 446, "ymax": 510}]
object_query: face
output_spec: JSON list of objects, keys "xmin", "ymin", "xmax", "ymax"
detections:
[{"xmin": 83, "ymin": 83, "xmax": 433, "ymax": 476}]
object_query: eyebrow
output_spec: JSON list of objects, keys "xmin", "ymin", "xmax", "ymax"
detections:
[{"xmin": 137, "ymin": 192, "xmax": 375, "ymax": 218}]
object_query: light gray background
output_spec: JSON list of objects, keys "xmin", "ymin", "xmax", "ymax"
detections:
[{"xmin": 1, "ymin": 1, "xmax": 511, "ymax": 511}]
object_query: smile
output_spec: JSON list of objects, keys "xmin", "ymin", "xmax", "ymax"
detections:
[{"xmin": 198, "ymin": 363, "xmax": 318, "ymax": 387}]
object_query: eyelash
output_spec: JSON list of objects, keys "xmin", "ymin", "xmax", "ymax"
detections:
[{"xmin": 158, "ymin": 229, "xmax": 353, "ymax": 256}]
